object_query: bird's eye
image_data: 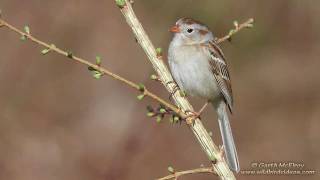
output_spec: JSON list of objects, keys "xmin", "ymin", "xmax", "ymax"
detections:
[{"xmin": 187, "ymin": 28, "xmax": 193, "ymax": 33}]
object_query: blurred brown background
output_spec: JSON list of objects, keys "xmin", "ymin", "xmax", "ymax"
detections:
[{"xmin": 0, "ymin": 0, "xmax": 319, "ymax": 180}]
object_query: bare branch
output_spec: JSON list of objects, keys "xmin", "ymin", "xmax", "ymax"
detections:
[
  {"xmin": 0, "ymin": 18, "xmax": 186, "ymax": 119},
  {"xmin": 157, "ymin": 166, "xmax": 216, "ymax": 180},
  {"xmin": 216, "ymin": 18, "xmax": 254, "ymax": 44}
]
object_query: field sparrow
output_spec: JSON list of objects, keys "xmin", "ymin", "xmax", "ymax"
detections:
[{"xmin": 168, "ymin": 18, "xmax": 240, "ymax": 172}]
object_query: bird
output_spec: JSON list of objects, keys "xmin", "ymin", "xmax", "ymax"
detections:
[{"xmin": 168, "ymin": 17, "xmax": 240, "ymax": 172}]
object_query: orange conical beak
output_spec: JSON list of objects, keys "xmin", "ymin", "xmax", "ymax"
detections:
[{"xmin": 169, "ymin": 25, "xmax": 180, "ymax": 33}]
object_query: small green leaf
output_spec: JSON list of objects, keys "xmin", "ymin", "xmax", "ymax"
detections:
[
  {"xmin": 246, "ymin": 23, "xmax": 254, "ymax": 28},
  {"xmin": 137, "ymin": 94, "xmax": 145, "ymax": 100},
  {"xmin": 208, "ymin": 131, "xmax": 213, "ymax": 137},
  {"xmin": 173, "ymin": 116, "xmax": 180, "ymax": 123},
  {"xmin": 93, "ymin": 72, "xmax": 102, "ymax": 79},
  {"xmin": 20, "ymin": 35, "xmax": 26, "ymax": 41},
  {"xmin": 67, "ymin": 51, "xmax": 73, "ymax": 58},
  {"xmin": 137, "ymin": 83, "xmax": 145, "ymax": 92},
  {"xmin": 209, "ymin": 154, "xmax": 216, "ymax": 162},
  {"xmin": 228, "ymin": 29, "xmax": 235, "ymax": 35},
  {"xmin": 95, "ymin": 55, "xmax": 102, "ymax": 66},
  {"xmin": 233, "ymin": 21, "xmax": 239, "ymax": 28},
  {"xmin": 24, "ymin": 25, "xmax": 30, "ymax": 34},
  {"xmin": 150, "ymin": 74, "xmax": 158, "ymax": 80},
  {"xmin": 41, "ymin": 48, "xmax": 50, "ymax": 55},
  {"xmin": 156, "ymin": 115, "xmax": 162, "ymax": 123},
  {"xmin": 169, "ymin": 117, "xmax": 174, "ymax": 124},
  {"xmin": 159, "ymin": 108, "xmax": 166, "ymax": 114},
  {"xmin": 115, "ymin": 0, "xmax": 126, "ymax": 8},
  {"xmin": 168, "ymin": 166, "xmax": 175, "ymax": 174},
  {"xmin": 147, "ymin": 112, "xmax": 155, "ymax": 117},
  {"xmin": 156, "ymin": 47, "xmax": 162, "ymax": 56}
]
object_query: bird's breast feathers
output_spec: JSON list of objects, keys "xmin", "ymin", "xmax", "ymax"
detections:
[{"xmin": 168, "ymin": 45, "xmax": 220, "ymax": 100}]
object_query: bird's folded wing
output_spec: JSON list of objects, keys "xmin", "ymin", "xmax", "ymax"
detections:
[{"xmin": 205, "ymin": 41, "xmax": 234, "ymax": 112}]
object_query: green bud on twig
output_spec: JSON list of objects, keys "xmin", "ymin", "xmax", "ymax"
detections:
[
  {"xmin": 115, "ymin": 0, "xmax": 126, "ymax": 8},
  {"xmin": 208, "ymin": 131, "xmax": 213, "ymax": 137},
  {"xmin": 169, "ymin": 117, "xmax": 174, "ymax": 124},
  {"xmin": 246, "ymin": 23, "xmax": 254, "ymax": 28},
  {"xmin": 41, "ymin": 48, "xmax": 50, "ymax": 55},
  {"xmin": 156, "ymin": 47, "xmax": 162, "ymax": 57},
  {"xmin": 137, "ymin": 94, "xmax": 145, "ymax": 100},
  {"xmin": 20, "ymin": 35, "xmax": 27, "ymax": 41},
  {"xmin": 156, "ymin": 115, "xmax": 162, "ymax": 123},
  {"xmin": 147, "ymin": 112, "xmax": 155, "ymax": 117},
  {"xmin": 168, "ymin": 166, "xmax": 175, "ymax": 174},
  {"xmin": 173, "ymin": 116, "xmax": 180, "ymax": 123},
  {"xmin": 50, "ymin": 44, "xmax": 56, "ymax": 48},
  {"xmin": 93, "ymin": 71, "xmax": 103, "ymax": 79},
  {"xmin": 233, "ymin": 21, "xmax": 239, "ymax": 28},
  {"xmin": 209, "ymin": 154, "xmax": 217, "ymax": 162},
  {"xmin": 228, "ymin": 29, "xmax": 235, "ymax": 36},
  {"xmin": 137, "ymin": 83, "xmax": 145, "ymax": 92},
  {"xmin": 150, "ymin": 74, "xmax": 158, "ymax": 80},
  {"xmin": 246, "ymin": 18, "xmax": 254, "ymax": 28},
  {"xmin": 95, "ymin": 55, "xmax": 102, "ymax": 66},
  {"xmin": 159, "ymin": 108, "xmax": 166, "ymax": 114},
  {"xmin": 24, "ymin": 25, "xmax": 30, "ymax": 34},
  {"xmin": 67, "ymin": 51, "xmax": 73, "ymax": 58}
]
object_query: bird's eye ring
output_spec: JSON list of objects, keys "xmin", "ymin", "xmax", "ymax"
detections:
[{"xmin": 187, "ymin": 28, "xmax": 193, "ymax": 33}]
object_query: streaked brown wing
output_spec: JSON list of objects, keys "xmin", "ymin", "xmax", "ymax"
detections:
[{"xmin": 205, "ymin": 41, "xmax": 233, "ymax": 112}]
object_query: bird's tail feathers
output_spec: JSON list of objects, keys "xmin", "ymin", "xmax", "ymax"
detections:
[{"xmin": 215, "ymin": 102, "xmax": 240, "ymax": 172}]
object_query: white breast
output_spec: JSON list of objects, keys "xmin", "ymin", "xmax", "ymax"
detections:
[{"xmin": 168, "ymin": 44, "xmax": 220, "ymax": 100}]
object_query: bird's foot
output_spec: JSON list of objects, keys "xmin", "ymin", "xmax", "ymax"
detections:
[
  {"xmin": 185, "ymin": 102, "xmax": 209, "ymax": 120},
  {"xmin": 184, "ymin": 110, "xmax": 202, "ymax": 125},
  {"xmin": 185, "ymin": 110, "xmax": 201, "ymax": 119}
]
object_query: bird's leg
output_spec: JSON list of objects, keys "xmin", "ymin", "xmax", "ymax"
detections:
[
  {"xmin": 198, "ymin": 101, "xmax": 209, "ymax": 115},
  {"xmin": 185, "ymin": 101, "xmax": 209, "ymax": 119}
]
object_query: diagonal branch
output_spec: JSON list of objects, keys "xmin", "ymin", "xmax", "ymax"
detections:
[
  {"xmin": 0, "ymin": 18, "xmax": 186, "ymax": 119},
  {"xmin": 115, "ymin": 0, "xmax": 253, "ymax": 179},
  {"xmin": 216, "ymin": 18, "xmax": 254, "ymax": 43},
  {"xmin": 157, "ymin": 167, "xmax": 215, "ymax": 180}
]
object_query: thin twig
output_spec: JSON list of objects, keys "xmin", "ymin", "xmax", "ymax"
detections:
[
  {"xmin": 0, "ymin": 18, "xmax": 186, "ymax": 119},
  {"xmin": 157, "ymin": 167, "xmax": 215, "ymax": 180},
  {"xmin": 116, "ymin": 0, "xmax": 254, "ymax": 179},
  {"xmin": 216, "ymin": 18, "xmax": 254, "ymax": 44}
]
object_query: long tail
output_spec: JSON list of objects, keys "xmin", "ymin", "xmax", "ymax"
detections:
[{"xmin": 215, "ymin": 102, "xmax": 240, "ymax": 172}]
